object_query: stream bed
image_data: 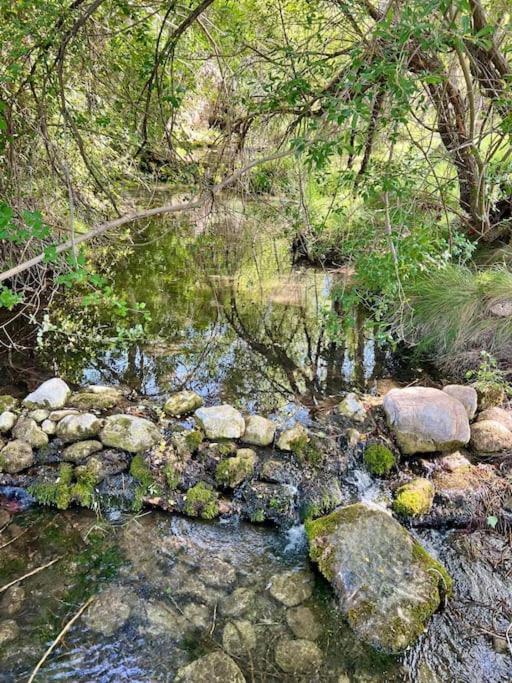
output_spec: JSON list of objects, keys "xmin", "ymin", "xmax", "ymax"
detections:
[{"xmin": 1, "ymin": 207, "xmax": 511, "ymax": 682}]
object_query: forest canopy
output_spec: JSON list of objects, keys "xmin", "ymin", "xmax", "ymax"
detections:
[{"xmin": 1, "ymin": 0, "xmax": 512, "ymax": 371}]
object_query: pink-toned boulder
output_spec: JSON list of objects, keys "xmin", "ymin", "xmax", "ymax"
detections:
[
  {"xmin": 442, "ymin": 385, "xmax": 478, "ymax": 420},
  {"xmin": 383, "ymin": 387, "xmax": 470, "ymax": 455},
  {"xmin": 476, "ymin": 407, "xmax": 512, "ymax": 433}
]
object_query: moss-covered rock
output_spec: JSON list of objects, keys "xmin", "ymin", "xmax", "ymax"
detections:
[
  {"xmin": 23, "ymin": 378, "xmax": 71, "ymax": 409},
  {"xmin": 12, "ymin": 417, "xmax": 48, "ymax": 448},
  {"xmin": 164, "ymin": 390, "xmax": 203, "ymax": 416},
  {"xmin": 100, "ymin": 414, "xmax": 161, "ymax": 453},
  {"xmin": 216, "ymin": 448, "xmax": 256, "ymax": 488},
  {"xmin": 0, "ymin": 440, "xmax": 33, "ymax": 473},
  {"xmin": 306, "ymin": 503, "xmax": 451, "ymax": 654},
  {"xmin": 183, "ymin": 482, "xmax": 219, "ymax": 519},
  {"xmin": 68, "ymin": 391, "xmax": 121, "ymax": 411},
  {"xmin": 62, "ymin": 440, "xmax": 103, "ymax": 463},
  {"xmin": 363, "ymin": 443, "xmax": 396, "ymax": 476},
  {"xmin": 0, "ymin": 396, "xmax": 19, "ymax": 413},
  {"xmin": 174, "ymin": 652, "xmax": 245, "ymax": 683},
  {"xmin": 56, "ymin": 413, "xmax": 103, "ymax": 443},
  {"xmin": 393, "ymin": 478, "xmax": 434, "ymax": 517},
  {"xmin": 242, "ymin": 415, "xmax": 275, "ymax": 446},
  {"xmin": 276, "ymin": 424, "xmax": 309, "ymax": 452}
]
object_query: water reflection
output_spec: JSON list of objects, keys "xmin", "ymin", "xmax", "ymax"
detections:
[{"xmin": 46, "ymin": 204, "xmax": 387, "ymax": 413}]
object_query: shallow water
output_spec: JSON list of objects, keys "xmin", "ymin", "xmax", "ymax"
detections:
[{"xmin": 0, "ymin": 508, "xmax": 402, "ymax": 682}]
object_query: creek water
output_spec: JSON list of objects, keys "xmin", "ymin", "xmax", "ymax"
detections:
[{"xmin": 1, "ymin": 205, "xmax": 511, "ymax": 682}]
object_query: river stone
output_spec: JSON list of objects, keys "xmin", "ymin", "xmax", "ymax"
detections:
[
  {"xmin": 48, "ymin": 409, "xmax": 79, "ymax": 421},
  {"xmin": 477, "ymin": 407, "xmax": 512, "ymax": 432},
  {"xmin": 0, "ymin": 586, "xmax": 25, "ymax": 616},
  {"xmin": 269, "ymin": 569, "xmax": 313, "ymax": 607},
  {"xmin": 87, "ymin": 385, "xmax": 123, "ymax": 396},
  {"xmin": 0, "ymin": 620, "xmax": 19, "ymax": 645},
  {"xmin": 69, "ymin": 391, "xmax": 121, "ymax": 411},
  {"xmin": 216, "ymin": 448, "xmax": 256, "ymax": 488},
  {"xmin": 0, "ymin": 440, "xmax": 33, "ymax": 473},
  {"xmin": 439, "ymin": 451, "xmax": 472, "ymax": 472},
  {"xmin": 0, "ymin": 412, "xmax": 17, "ymax": 434},
  {"xmin": 286, "ymin": 606, "xmax": 322, "ymax": 640},
  {"xmin": 276, "ymin": 424, "xmax": 309, "ymax": 451},
  {"xmin": 23, "ymin": 378, "xmax": 71, "ymax": 409},
  {"xmin": 164, "ymin": 390, "xmax": 203, "ymax": 416},
  {"xmin": 194, "ymin": 405, "xmax": 245, "ymax": 440},
  {"xmin": 242, "ymin": 415, "xmax": 276, "ymax": 446},
  {"xmin": 469, "ymin": 420, "xmax": 512, "ymax": 453},
  {"xmin": 41, "ymin": 419, "xmax": 56, "ymax": 435},
  {"xmin": 383, "ymin": 387, "xmax": 470, "ymax": 455},
  {"xmin": 223, "ymin": 620, "xmax": 256, "ymax": 655},
  {"xmin": 144, "ymin": 601, "xmax": 184, "ymax": 638},
  {"xmin": 306, "ymin": 503, "xmax": 451, "ymax": 653},
  {"xmin": 56, "ymin": 413, "xmax": 103, "ymax": 443},
  {"xmin": 338, "ymin": 392, "xmax": 366, "ymax": 422},
  {"xmin": 442, "ymin": 385, "xmax": 478, "ymax": 420},
  {"xmin": 27, "ymin": 409, "xmax": 49, "ymax": 423},
  {"xmin": 393, "ymin": 478, "xmax": 435, "ymax": 517},
  {"xmin": 220, "ymin": 587, "xmax": 256, "ymax": 617},
  {"xmin": 198, "ymin": 557, "xmax": 237, "ymax": 589},
  {"xmin": 0, "ymin": 396, "xmax": 18, "ymax": 413},
  {"xmin": 274, "ymin": 638, "xmax": 323, "ymax": 673},
  {"xmin": 99, "ymin": 414, "xmax": 161, "ymax": 452},
  {"xmin": 12, "ymin": 418, "xmax": 48, "ymax": 448},
  {"xmin": 175, "ymin": 652, "xmax": 245, "ymax": 683},
  {"xmin": 83, "ymin": 586, "xmax": 131, "ymax": 636},
  {"xmin": 62, "ymin": 440, "xmax": 103, "ymax": 463}
]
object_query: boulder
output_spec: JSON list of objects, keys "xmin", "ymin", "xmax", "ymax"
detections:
[
  {"xmin": 194, "ymin": 405, "xmax": 245, "ymax": 440},
  {"xmin": 242, "ymin": 415, "xmax": 276, "ymax": 446},
  {"xmin": 383, "ymin": 387, "xmax": 470, "ymax": 455},
  {"xmin": 62, "ymin": 440, "xmax": 103, "ymax": 463},
  {"xmin": 99, "ymin": 414, "xmax": 161, "ymax": 452},
  {"xmin": 276, "ymin": 424, "xmax": 309, "ymax": 452},
  {"xmin": 68, "ymin": 391, "xmax": 121, "ymax": 411},
  {"xmin": 164, "ymin": 390, "xmax": 203, "ymax": 416},
  {"xmin": 274, "ymin": 638, "xmax": 323, "ymax": 673},
  {"xmin": 269, "ymin": 570, "xmax": 313, "ymax": 607},
  {"xmin": 83, "ymin": 586, "xmax": 131, "ymax": 636},
  {"xmin": 175, "ymin": 652, "xmax": 245, "ymax": 683},
  {"xmin": 442, "ymin": 385, "xmax": 478, "ymax": 420},
  {"xmin": 215, "ymin": 448, "xmax": 256, "ymax": 488},
  {"xmin": 23, "ymin": 378, "xmax": 71, "ymax": 409},
  {"xmin": 393, "ymin": 478, "xmax": 434, "ymax": 517},
  {"xmin": 338, "ymin": 393, "xmax": 366, "ymax": 422},
  {"xmin": 286, "ymin": 606, "xmax": 322, "ymax": 640},
  {"xmin": 306, "ymin": 503, "xmax": 452, "ymax": 653},
  {"xmin": 220, "ymin": 587, "xmax": 255, "ymax": 618},
  {"xmin": 222, "ymin": 620, "xmax": 257, "ymax": 655},
  {"xmin": 477, "ymin": 407, "xmax": 512, "ymax": 432},
  {"xmin": 12, "ymin": 418, "xmax": 48, "ymax": 448},
  {"xmin": 469, "ymin": 420, "xmax": 512, "ymax": 453},
  {"xmin": 0, "ymin": 441, "xmax": 34, "ymax": 474},
  {"xmin": 0, "ymin": 412, "xmax": 17, "ymax": 434},
  {"xmin": 56, "ymin": 413, "xmax": 103, "ymax": 443}
]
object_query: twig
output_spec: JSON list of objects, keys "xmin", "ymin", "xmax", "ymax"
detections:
[
  {"xmin": 0, "ymin": 556, "xmax": 62, "ymax": 593},
  {"xmin": 27, "ymin": 595, "xmax": 95, "ymax": 683},
  {"xmin": 0, "ymin": 527, "xmax": 28, "ymax": 550}
]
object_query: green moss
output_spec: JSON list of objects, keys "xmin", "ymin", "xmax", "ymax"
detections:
[
  {"xmin": 290, "ymin": 435, "xmax": 323, "ymax": 466},
  {"xmin": 215, "ymin": 450, "xmax": 255, "ymax": 488},
  {"xmin": 183, "ymin": 482, "xmax": 219, "ymax": 520},
  {"xmin": 250, "ymin": 509, "xmax": 265, "ymax": 523},
  {"xmin": 29, "ymin": 463, "xmax": 74, "ymax": 510},
  {"xmin": 185, "ymin": 429, "xmax": 203, "ymax": 452},
  {"xmin": 412, "ymin": 541, "xmax": 453, "ymax": 598},
  {"xmin": 393, "ymin": 478, "xmax": 434, "ymax": 517},
  {"xmin": 302, "ymin": 492, "xmax": 340, "ymax": 521},
  {"xmin": 129, "ymin": 454, "xmax": 157, "ymax": 512},
  {"xmin": 71, "ymin": 467, "xmax": 99, "ymax": 508},
  {"xmin": 0, "ymin": 395, "xmax": 19, "ymax": 413},
  {"xmin": 69, "ymin": 392, "xmax": 119, "ymax": 411},
  {"xmin": 363, "ymin": 444, "xmax": 396, "ymax": 476},
  {"xmin": 0, "ymin": 453, "xmax": 6, "ymax": 472},
  {"xmin": 164, "ymin": 461, "xmax": 180, "ymax": 490}
]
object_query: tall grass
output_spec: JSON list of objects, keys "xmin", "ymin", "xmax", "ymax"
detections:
[{"xmin": 402, "ymin": 265, "xmax": 512, "ymax": 371}]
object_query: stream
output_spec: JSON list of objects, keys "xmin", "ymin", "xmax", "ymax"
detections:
[{"xmin": 1, "ymin": 204, "xmax": 511, "ymax": 682}]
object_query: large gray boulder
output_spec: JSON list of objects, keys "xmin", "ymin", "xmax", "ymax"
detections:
[
  {"xmin": 175, "ymin": 652, "xmax": 245, "ymax": 683},
  {"xmin": 442, "ymin": 384, "xmax": 478, "ymax": 420},
  {"xmin": 306, "ymin": 503, "xmax": 452, "ymax": 654},
  {"xmin": 56, "ymin": 413, "xmax": 103, "ymax": 443},
  {"xmin": 0, "ymin": 441, "xmax": 34, "ymax": 473},
  {"xmin": 99, "ymin": 414, "xmax": 161, "ymax": 453},
  {"xmin": 23, "ymin": 378, "xmax": 71, "ymax": 409},
  {"xmin": 194, "ymin": 405, "xmax": 245, "ymax": 440},
  {"xmin": 383, "ymin": 387, "xmax": 470, "ymax": 454}
]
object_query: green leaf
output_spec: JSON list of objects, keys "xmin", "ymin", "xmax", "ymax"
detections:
[{"xmin": 486, "ymin": 515, "xmax": 498, "ymax": 529}]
